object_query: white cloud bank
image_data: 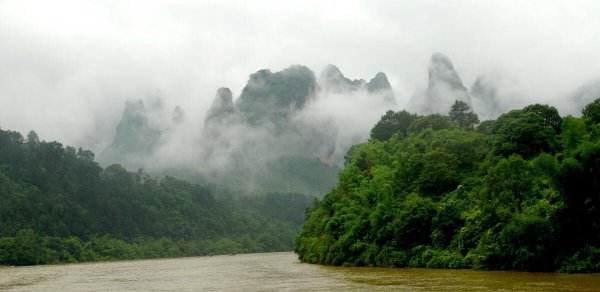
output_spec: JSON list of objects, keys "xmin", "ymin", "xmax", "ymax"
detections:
[{"xmin": 1, "ymin": 0, "xmax": 600, "ymax": 150}]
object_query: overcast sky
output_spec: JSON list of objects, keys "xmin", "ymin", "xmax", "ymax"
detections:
[{"xmin": 1, "ymin": 0, "xmax": 600, "ymax": 150}]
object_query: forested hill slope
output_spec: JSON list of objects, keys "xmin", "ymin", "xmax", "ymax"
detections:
[
  {"xmin": 295, "ymin": 99, "xmax": 600, "ymax": 273},
  {"xmin": 0, "ymin": 128, "xmax": 314, "ymax": 266}
]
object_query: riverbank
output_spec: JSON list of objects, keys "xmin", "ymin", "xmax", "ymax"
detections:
[
  {"xmin": 2, "ymin": 252, "xmax": 600, "ymax": 291},
  {"xmin": 0, "ymin": 231, "xmax": 295, "ymax": 267}
]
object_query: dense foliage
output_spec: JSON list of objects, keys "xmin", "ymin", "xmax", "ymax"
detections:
[
  {"xmin": 0, "ymin": 129, "xmax": 314, "ymax": 265},
  {"xmin": 449, "ymin": 100, "xmax": 479, "ymax": 130},
  {"xmin": 296, "ymin": 99, "xmax": 600, "ymax": 272}
]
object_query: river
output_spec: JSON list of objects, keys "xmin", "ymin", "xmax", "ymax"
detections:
[{"xmin": 0, "ymin": 252, "xmax": 599, "ymax": 291}]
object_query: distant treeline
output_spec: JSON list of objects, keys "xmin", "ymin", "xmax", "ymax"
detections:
[
  {"xmin": 295, "ymin": 99, "xmax": 600, "ymax": 273},
  {"xmin": 0, "ymin": 129, "xmax": 314, "ymax": 265}
]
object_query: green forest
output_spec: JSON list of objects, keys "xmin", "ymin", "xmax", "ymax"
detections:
[
  {"xmin": 0, "ymin": 129, "xmax": 313, "ymax": 265},
  {"xmin": 295, "ymin": 99, "xmax": 600, "ymax": 273}
]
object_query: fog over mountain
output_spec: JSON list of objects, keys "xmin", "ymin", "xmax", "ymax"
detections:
[
  {"xmin": 2, "ymin": 1, "xmax": 600, "ymax": 193},
  {"xmin": 407, "ymin": 52, "xmax": 521, "ymax": 121},
  {"xmin": 97, "ymin": 64, "xmax": 396, "ymax": 194},
  {"xmin": 408, "ymin": 53, "xmax": 471, "ymax": 115}
]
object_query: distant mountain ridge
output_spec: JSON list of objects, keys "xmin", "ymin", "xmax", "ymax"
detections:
[
  {"xmin": 319, "ymin": 64, "xmax": 397, "ymax": 106},
  {"xmin": 408, "ymin": 52, "xmax": 506, "ymax": 119},
  {"xmin": 98, "ymin": 55, "xmax": 524, "ymax": 195},
  {"xmin": 98, "ymin": 64, "xmax": 398, "ymax": 195}
]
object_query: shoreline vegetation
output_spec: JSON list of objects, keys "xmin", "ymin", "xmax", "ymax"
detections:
[
  {"xmin": 3, "ymin": 99, "xmax": 600, "ymax": 273},
  {"xmin": 0, "ymin": 231, "xmax": 293, "ymax": 266},
  {"xmin": 295, "ymin": 99, "xmax": 600, "ymax": 273},
  {"xmin": 0, "ymin": 127, "xmax": 313, "ymax": 266}
]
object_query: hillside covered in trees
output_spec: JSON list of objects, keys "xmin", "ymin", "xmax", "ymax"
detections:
[
  {"xmin": 0, "ymin": 128, "xmax": 314, "ymax": 265},
  {"xmin": 295, "ymin": 99, "xmax": 600, "ymax": 273}
]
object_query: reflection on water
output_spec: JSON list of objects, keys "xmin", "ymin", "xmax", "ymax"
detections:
[{"xmin": 0, "ymin": 252, "xmax": 599, "ymax": 291}]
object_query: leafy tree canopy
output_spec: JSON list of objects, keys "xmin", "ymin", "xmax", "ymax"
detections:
[
  {"xmin": 0, "ymin": 128, "xmax": 315, "ymax": 265},
  {"xmin": 296, "ymin": 100, "xmax": 600, "ymax": 273},
  {"xmin": 369, "ymin": 110, "xmax": 417, "ymax": 141},
  {"xmin": 448, "ymin": 100, "xmax": 479, "ymax": 130}
]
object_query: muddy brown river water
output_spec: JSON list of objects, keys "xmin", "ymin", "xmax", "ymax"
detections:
[{"xmin": 0, "ymin": 252, "xmax": 599, "ymax": 291}]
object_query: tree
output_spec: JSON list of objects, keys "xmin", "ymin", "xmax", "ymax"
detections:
[
  {"xmin": 561, "ymin": 117, "xmax": 588, "ymax": 155},
  {"xmin": 448, "ymin": 100, "xmax": 479, "ymax": 130},
  {"xmin": 13, "ymin": 229, "xmax": 46, "ymax": 265},
  {"xmin": 77, "ymin": 147, "xmax": 95, "ymax": 161},
  {"xmin": 476, "ymin": 120, "xmax": 494, "ymax": 134},
  {"xmin": 492, "ymin": 107, "xmax": 558, "ymax": 158},
  {"xmin": 370, "ymin": 110, "xmax": 417, "ymax": 141},
  {"xmin": 408, "ymin": 114, "xmax": 451, "ymax": 133},
  {"xmin": 0, "ymin": 126, "xmax": 319, "ymax": 266},
  {"xmin": 26, "ymin": 130, "xmax": 40, "ymax": 148},
  {"xmin": 296, "ymin": 102, "xmax": 600, "ymax": 272},
  {"xmin": 522, "ymin": 104, "xmax": 562, "ymax": 133},
  {"xmin": 582, "ymin": 98, "xmax": 600, "ymax": 124}
]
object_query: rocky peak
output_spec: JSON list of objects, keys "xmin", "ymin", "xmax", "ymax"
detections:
[
  {"xmin": 98, "ymin": 99, "xmax": 161, "ymax": 169},
  {"xmin": 318, "ymin": 64, "xmax": 365, "ymax": 93},
  {"xmin": 117, "ymin": 100, "xmax": 150, "ymax": 138},
  {"xmin": 367, "ymin": 72, "xmax": 391, "ymax": 92},
  {"xmin": 236, "ymin": 65, "xmax": 317, "ymax": 124},
  {"xmin": 367, "ymin": 72, "xmax": 397, "ymax": 106},
  {"xmin": 411, "ymin": 53, "xmax": 471, "ymax": 114},
  {"xmin": 470, "ymin": 75, "xmax": 501, "ymax": 119},
  {"xmin": 320, "ymin": 64, "xmax": 344, "ymax": 82},
  {"xmin": 206, "ymin": 87, "xmax": 234, "ymax": 122},
  {"xmin": 110, "ymin": 99, "xmax": 160, "ymax": 151},
  {"xmin": 428, "ymin": 53, "xmax": 468, "ymax": 92},
  {"xmin": 249, "ymin": 69, "xmax": 273, "ymax": 83}
]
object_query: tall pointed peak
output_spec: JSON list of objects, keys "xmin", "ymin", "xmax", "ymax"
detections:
[
  {"xmin": 428, "ymin": 52, "xmax": 467, "ymax": 91},
  {"xmin": 367, "ymin": 72, "xmax": 397, "ymax": 107},
  {"xmin": 318, "ymin": 64, "xmax": 365, "ymax": 93},
  {"xmin": 320, "ymin": 64, "xmax": 344, "ymax": 80},
  {"xmin": 408, "ymin": 53, "xmax": 471, "ymax": 114},
  {"xmin": 367, "ymin": 72, "xmax": 392, "ymax": 92},
  {"xmin": 216, "ymin": 87, "xmax": 233, "ymax": 101},
  {"xmin": 430, "ymin": 53, "xmax": 455, "ymax": 70},
  {"xmin": 206, "ymin": 87, "xmax": 235, "ymax": 122},
  {"xmin": 236, "ymin": 65, "xmax": 317, "ymax": 124},
  {"xmin": 98, "ymin": 98, "xmax": 161, "ymax": 169}
]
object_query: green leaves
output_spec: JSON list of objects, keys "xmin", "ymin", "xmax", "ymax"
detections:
[
  {"xmin": 582, "ymin": 97, "xmax": 600, "ymax": 124},
  {"xmin": 492, "ymin": 108, "xmax": 559, "ymax": 158},
  {"xmin": 369, "ymin": 110, "xmax": 417, "ymax": 141},
  {"xmin": 296, "ymin": 101, "xmax": 600, "ymax": 272},
  {"xmin": 408, "ymin": 114, "xmax": 451, "ymax": 133},
  {"xmin": 0, "ymin": 127, "xmax": 316, "ymax": 266},
  {"xmin": 449, "ymin": 100, "xmax": 479, "ymax": 130}
]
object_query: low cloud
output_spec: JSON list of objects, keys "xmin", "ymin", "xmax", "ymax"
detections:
[{"xmin": 1, "ymin": 0, "xmax": 599, "ymax": 153}]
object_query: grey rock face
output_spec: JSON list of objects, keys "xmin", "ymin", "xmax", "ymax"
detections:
[
  {"xmin": 470, "ymin": 75, "xmax": 502, "ymax": 120},
  {"xmin": 410, "ymin": 53, "xmax": 471, "ymax": 114},
  {"xmin": 110, "ymin": 100, "xmax": 160, "ymax": 153},
  {"xmin": 367, "ymin": 72, "xmax": 397, "ymax": 106},
  {"xmin": 98, "ymin": 99, "xmax": 161, "ymax": 169},
  {"xmin": 206, "ymin": 87, "xmax": 235, "ymax": 122},
  {"xmin": 428, "ymin": 53, "xmax": 468, "ymax": 92},
  {"xmin": 319, "ymin": 64, "xmax": 397, "ymax": 107},
  {"xmin": 236, "ymin": 65, "xmax": 317, "ymax": 125},
  {"xmin": 319, "ymin": 64, "xmax": 365, "ymax": 93}
]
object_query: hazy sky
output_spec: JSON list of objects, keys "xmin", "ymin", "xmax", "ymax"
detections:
[{"xmin": 1, "ymin": 0, "xmax": 600, "ymax": 150}]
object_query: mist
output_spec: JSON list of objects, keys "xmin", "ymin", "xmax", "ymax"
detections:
[
  {"xmin": 2, "ymin": 0, "xmax": 600, "ymax": 167},
  {"xmin": 96, "ymin": 63, "xmax": 394, "ymax": 194}
]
